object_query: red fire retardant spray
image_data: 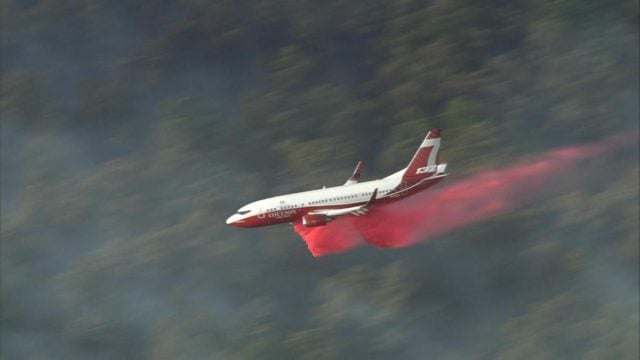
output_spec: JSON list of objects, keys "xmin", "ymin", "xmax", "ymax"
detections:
[{"xmin": 294, "ymin": 134, "xmax": 636, "ymax": 257}]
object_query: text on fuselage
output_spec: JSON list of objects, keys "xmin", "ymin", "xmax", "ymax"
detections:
[{"xmin": 268, "ymin": 209, "xmax": 297, "ymax": 218}]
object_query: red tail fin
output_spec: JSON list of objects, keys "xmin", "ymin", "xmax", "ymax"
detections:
[{"xmin": 402, "ymin": 129, "xmax": 444, "ymax": 183}]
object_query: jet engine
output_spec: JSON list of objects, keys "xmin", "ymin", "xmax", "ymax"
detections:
[{"xmin": 302, "ymin": 214, "xmax": 330, "ymax": 227}]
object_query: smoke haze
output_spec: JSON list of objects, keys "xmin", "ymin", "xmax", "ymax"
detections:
[{"xmin": 2, "ymin": 1, "xmax": 637, "ymax": 358}]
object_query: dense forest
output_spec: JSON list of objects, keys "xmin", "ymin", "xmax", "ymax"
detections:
[{"xmin": 1, "ymin": 0, "xmax": 638, "ymax": 359}]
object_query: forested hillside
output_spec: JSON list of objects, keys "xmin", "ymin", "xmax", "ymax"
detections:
[{"xmin": 1, "ymin": 0, "xmax": 638, "ymax": 358}]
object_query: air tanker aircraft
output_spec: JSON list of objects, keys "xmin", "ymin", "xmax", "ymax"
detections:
[{"xmin": 226, "ymin": 129, "xmax": 448, "ymax": 228}]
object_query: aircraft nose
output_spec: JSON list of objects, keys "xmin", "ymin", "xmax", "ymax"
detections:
[
  {"xmin": 227, "ymin": 214, "xmax": 245, "ymax": 227},
  {"xmin": 226, "ymin": 214, "xmax": 239, "ymax": 225}
]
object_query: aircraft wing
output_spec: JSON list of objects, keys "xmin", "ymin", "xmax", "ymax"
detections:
[
  {"xmin": 344, "ymin": 161, "xmax": 363, "ymax": 185},
  {"xmin": 310, "ymin": 188, "xmax": 377, "ymax": 217}
]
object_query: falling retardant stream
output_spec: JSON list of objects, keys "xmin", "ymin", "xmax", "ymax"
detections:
[{"xmin": 294, "ymin": 133, "xmax": 637, "ymax": 257}]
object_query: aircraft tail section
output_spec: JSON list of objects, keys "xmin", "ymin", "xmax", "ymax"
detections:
[{"xmin": 401, "ymin": 129, "xmax": 447, "ymax": 183}]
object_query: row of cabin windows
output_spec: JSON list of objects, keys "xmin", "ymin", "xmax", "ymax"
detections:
[
  {"xmin": 267, "ymin": 190, "xmax": 394, "ymax": 210},
  {"xmin": 280, "ymin": 204, "xmax": 300, "ymax": 209},
  {"xmin": 266, "ymin": 204, "xmax": 301, "ymax": 212},
  {"xmin": 307, "ymin": 190, "xmax": 391, "ymax": 206}
]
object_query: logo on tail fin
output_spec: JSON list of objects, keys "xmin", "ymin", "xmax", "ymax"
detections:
[{"xmin": 416, "ymin": 165, "xmax": 438, "ymax": 174}]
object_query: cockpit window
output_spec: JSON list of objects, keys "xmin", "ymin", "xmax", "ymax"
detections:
[{"xmin": 237, "ymin": 210, "xmax": 250, "ymax": 215}]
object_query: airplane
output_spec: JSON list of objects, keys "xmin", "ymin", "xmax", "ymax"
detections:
[{"xmin": 226, "ymin": 129, "xmax": 448, "ymax": 228}]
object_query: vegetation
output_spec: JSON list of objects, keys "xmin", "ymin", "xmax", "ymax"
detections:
[{"xmin": 1, "ymin": 0, "xmax": 638, "ymax": 358}]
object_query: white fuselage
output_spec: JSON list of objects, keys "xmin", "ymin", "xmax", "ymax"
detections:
[{"xmin": 226, "ymin": 177, "xmax": 401, "ymax": 226}]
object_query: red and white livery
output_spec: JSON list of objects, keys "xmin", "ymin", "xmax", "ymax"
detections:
[{"xmin": 226, "ymin": 129, "xmax": 448, "ymax": 228}]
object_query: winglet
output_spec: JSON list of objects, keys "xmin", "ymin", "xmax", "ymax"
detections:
[
  {"xmin": 365, "ymin": 188, "xmax": 378, "ymax": 206},
  {"xmin": 344, "ymin": 160, "xmax": 364, "ymax": 185}
]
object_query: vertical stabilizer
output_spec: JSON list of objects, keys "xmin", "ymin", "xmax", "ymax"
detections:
[{"xmin": 401, "ymin": 129, "xmax": 446, "ymax": 183}]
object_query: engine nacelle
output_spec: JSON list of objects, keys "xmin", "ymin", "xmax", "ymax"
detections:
[{"xmin": 302, "ymin": 214, "xmax": 330, "ymax": 227}]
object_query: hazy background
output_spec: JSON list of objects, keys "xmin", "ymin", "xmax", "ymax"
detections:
[{"xmin": 1, "ymin": 0, "xmax": 638, "ymax": 359}]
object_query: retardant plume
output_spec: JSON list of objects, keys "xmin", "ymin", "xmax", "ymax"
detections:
[{"xmin": 294, "ymin": 134, "xmax": 637, "ymax": 257}]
